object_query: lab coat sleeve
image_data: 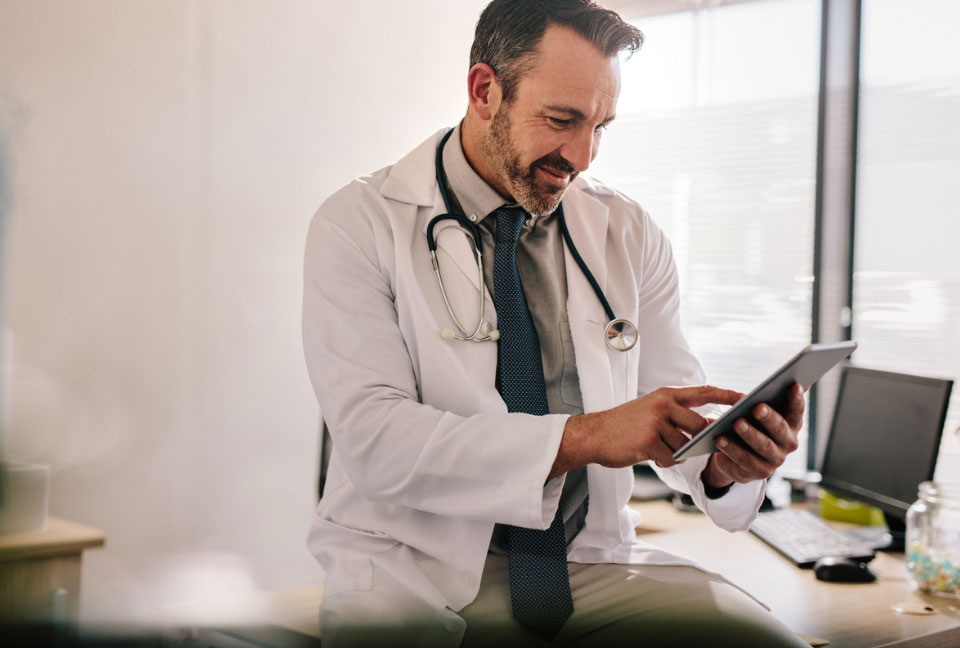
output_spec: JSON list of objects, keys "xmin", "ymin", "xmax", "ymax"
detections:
[
  {"xmin": 302, "ymin": 185, "xmax": 566, "ymax": 530},
  {"xmin": 630, "ymin": 206, "xmax": 764, "ymax": 532}
]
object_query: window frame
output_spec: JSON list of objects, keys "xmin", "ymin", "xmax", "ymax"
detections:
[{"xmin": 611, "ymin": 0, "xmax": 865, "ymax": 474}]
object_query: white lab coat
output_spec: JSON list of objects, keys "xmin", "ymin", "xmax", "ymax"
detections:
[{"xmin": 302, "ymin": 129, "xmax": 765, "ymax": 638}]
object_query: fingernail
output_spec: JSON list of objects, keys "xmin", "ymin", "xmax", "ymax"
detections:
[
  {"xmin": 717, "ymin": 438, "xmax": 728, "ymax": 449},
  {"xmin": 736, "ymin": 420, "xmax": 748, "ymax": 433},
  {"xmin": 758, "ymin": 405, "xmax": 768, "ymax": 417}
]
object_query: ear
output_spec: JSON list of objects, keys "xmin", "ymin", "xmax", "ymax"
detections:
[{"xmin": 466, "ymin": 63, "xmax": 501, "ymax": 122}]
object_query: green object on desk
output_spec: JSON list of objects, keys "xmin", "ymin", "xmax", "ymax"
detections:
[{"xmin": 819, "ymin": 489, "xmax": 885, "ymax": 525}]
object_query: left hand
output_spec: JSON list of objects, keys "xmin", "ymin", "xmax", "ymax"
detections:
[{"xmin": 702, "ymin": 383, "xmax": 805, "ymax": 488}]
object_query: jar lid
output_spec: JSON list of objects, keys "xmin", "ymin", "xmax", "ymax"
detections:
[{"xmin": 917, "ymin": 481, "xmax": 960, "ymax": 504}]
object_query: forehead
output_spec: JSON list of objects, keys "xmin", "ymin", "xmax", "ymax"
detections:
[{"xmin": 514, "ymin": 23, "xmax": 621, "ymax": 115}]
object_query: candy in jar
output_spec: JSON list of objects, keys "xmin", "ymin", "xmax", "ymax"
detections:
[{"xmin": 906, "ymin": 481, "xmax": 960, "ymax": 597}]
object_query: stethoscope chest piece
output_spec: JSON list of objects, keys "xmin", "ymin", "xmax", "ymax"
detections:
[{"xmin": 604, "ymin": 318, "xmax": 638, "ymax": 352}]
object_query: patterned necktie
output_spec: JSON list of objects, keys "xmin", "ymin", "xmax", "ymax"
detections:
[{"xmin": 492, "ymin": 206, "xmax": 574, "ymax": 640}]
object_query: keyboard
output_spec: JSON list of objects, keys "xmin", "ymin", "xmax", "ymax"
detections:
[{"xmin": 749, "ymin": 508, "xmax": 876, "ymax": 568}]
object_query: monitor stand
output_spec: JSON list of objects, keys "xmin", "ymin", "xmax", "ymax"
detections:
[{"xmin": 878, "ymin": 512, "xmax": 906, "ymax": 553}]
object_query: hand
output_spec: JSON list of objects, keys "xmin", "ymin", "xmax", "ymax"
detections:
[
  {"xmin": 551, "ymin": 385, "xmax": 743, "ymax": 480},
  {"xmin": 702, "ymin": 383, "xmax": 805, "ymax": 488}
]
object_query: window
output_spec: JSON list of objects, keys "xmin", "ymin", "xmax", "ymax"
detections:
[
  {"xmin": 853, "ymin": 0, "xmax": 960, "ymax": 479},
  {"xmin": 593, "ymin": 0, "xmax": 821, "ymax": 475}
]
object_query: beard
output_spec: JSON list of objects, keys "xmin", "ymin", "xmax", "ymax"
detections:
[{"xmin": 481, "ymin": 106, "xmax": 578, "ymax": 218}]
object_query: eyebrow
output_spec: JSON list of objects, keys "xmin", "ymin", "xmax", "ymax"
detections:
[{"xmin": 543, "ymin": 105, "xmax": 617, "ymax": 125}]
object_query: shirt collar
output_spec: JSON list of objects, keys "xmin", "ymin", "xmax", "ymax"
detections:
[
  {"xmin": 441, "ymin": 121, "xmax": 510, "ymax": 224},
  {"xmin": 442, "ymin": 122, "xmax": 553, "ymax": 228}
]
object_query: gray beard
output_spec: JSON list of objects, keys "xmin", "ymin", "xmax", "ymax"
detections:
[{"xmin": 481, "ymin": 110, "xmax": 571, "ymax": 218}]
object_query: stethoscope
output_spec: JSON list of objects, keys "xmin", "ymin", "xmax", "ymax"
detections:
[{"xmin": 426, "ymin": 129, "xmax": 639, "ymax": 353}]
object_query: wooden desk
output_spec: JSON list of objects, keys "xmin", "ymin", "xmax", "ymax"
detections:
[
  {"xmin": 0, "ymin": 517, "xmax": 105, "ymax": 622},
  {"xmin": 631, "ymin": 500, "xmax": 960, "ymax": 648},
  {"xmin": 188, "ymin": 502, "xmax": 960, "ymax": 648}
]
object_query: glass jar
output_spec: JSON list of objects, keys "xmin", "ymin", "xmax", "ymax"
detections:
[{"xmin": 906, "ymin": 481, "xmax": 960, "ymax": 597}]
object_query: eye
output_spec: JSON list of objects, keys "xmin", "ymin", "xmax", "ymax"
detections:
[
  {"xmin": 547, "ymin": 116, "xmax": 571, "ymax": 128},
  {"xmin": 594, "ymin": 123, "xmax": 608, "ymax": 133}
]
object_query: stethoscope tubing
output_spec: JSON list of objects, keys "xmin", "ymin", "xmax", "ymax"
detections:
[
  {"xmin": 556, "ymin": 208, "xmax": 615, "ymax": 323},
  {"xmin": 428, "ymin": 128, "xmax": 637, "ymax": 351}
]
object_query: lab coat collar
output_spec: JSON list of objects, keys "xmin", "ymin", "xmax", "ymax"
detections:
[
  {"xmin": 379, "ymin": 130, "xmax": 447, "ymax": 207},
  {"xmin": 380, "ymin": 129, "xmax": 613, "ymax": 298}
]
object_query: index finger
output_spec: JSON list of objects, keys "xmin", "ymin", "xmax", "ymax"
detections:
[{"xmin": 669, "ymin": 385, "xmax": 743, "ymax": 408}]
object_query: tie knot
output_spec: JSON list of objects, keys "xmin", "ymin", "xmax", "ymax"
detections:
[{"xmin": 493, "ymin": 207, "xmax": 527, "ymax": 244}]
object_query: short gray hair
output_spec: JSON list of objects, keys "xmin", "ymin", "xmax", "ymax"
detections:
[{"xmin": 470, "ymin": 0, "xmax": 644, "ymax": 102}]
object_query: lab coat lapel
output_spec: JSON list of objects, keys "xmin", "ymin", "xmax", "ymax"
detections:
[
  {"xmin": 562, "ymin": 181, "xmax": 635, "ymax": 541},
  {"xmin": 380, "ymin": 129, "xmax": 487, "ymax": 296},
  {"xmin": 561, "ymin": 182, "xmax": 615, "ymax": 414}
]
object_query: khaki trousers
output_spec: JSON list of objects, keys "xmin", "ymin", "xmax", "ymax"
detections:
[
  {"xmin": 459, "ymin": 555, "xmax": 809, "ymax": 648},
  {"xmin": 319, "ymin": 549, "xmax": 810, "ymax": 648}
]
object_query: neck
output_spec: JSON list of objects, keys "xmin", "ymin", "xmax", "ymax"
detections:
[{"xmin": 460, "ymin": 112, "xmax": 513, "ymax": 201}]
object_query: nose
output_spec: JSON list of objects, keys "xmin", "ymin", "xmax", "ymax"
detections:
[{"xmin": 560, "ymin": 127, "xmax": 596, "ymax": 173}]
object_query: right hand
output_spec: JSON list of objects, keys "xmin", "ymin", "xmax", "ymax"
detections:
[{"xmin": 555, "ymin": 385, "xmax": 743, "ymax": 478}]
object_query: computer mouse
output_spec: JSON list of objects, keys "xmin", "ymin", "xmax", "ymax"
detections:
[{"xmin": 813, "ymin": 556, "xmax": 877, "ymax": 583}]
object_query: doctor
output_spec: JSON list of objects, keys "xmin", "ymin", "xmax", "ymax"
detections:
[{"xmin": 303, "ymin": 1, "xmax": 807, "ymax": 646}]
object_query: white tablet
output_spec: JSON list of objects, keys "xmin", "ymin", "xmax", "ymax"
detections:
[{"xmin": 673, "ymin": 341, "xmax": 858, "ymax": 460}]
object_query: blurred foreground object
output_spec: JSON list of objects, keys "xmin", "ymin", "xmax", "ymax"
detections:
[
  {"xmin": 0, "ymin": 461, "xmax": 49, "ymax": 533},
  {"xmin": 0, "ymin": 516, "xmax": 103, "ymax": 623}
]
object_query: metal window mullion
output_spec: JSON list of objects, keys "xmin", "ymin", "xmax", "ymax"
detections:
[{"xmin": 808, "ymin": 0, "xmax": 861, "ymax": 473}]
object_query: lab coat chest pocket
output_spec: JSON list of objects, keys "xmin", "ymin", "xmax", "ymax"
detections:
[
  {"xmin": 600, "ymin": 317, "xmax": 640, "ymax": 407},
  {"xmin": 621, "ymin": 309, "xmax": 641, "ymax": 403},
  {"xmin": 573, "ymin": 315, "xmax": 641, "ymax": 410}
]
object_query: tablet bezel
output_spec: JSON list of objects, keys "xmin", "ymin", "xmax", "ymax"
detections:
[{"xmin": 672, "ymin": 341, "xmax": 858, "ymax": 461}]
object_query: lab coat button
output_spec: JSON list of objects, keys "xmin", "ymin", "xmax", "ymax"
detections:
[{"xmin": 444, "ymin": 619, "xmax": 461, "ymax": 633}]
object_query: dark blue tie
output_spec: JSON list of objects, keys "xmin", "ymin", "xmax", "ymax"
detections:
[{"xmin": 492, "ymin": 206, "xmax": 574, "ymax": 640}]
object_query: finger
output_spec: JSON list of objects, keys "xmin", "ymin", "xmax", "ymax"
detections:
[
  {"xmin": 661, "ymin": 424, "xmax": 691, "ymax": 453},
  {"xmin": 650, "ymin": 443, "xmax": 680, "ymax": 468},
  {"xmin": 665, "ymin": 402, "xmax": 711, "ymax": 437},
  {"xmin": 733, "ymin": 417, "xmax": 785, "ymax": 465},
  {"xmin": 752, "ymin": 402, "xmax": 800, "ymax": 454},
  {"xmin": 716, "ymin": 434, "xmax": 774, "ymax": 479},
  {"xmin": 648, "ymin": 428, "xmax": 684, "ymax": 467},
  {"xmin": 670, "ymin": 385, "xmax": 743, "ymax": 408},
  {"xmin": 781, "ymin": 383, "xmax": 805, "ymax": 431}
]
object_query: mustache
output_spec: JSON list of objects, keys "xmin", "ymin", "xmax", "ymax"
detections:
[{"xmin": 533, "ymin": 153, "xmax": 577, "ymax": 175}]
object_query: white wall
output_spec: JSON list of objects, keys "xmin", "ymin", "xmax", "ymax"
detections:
[{"xmin": 0, "ymin": 0, "xmax": 487, "ymax": 623}]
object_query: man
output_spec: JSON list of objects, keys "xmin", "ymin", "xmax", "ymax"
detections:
[{"xmin": 303, "ymin": 1, "xmax": 808, "ymax": 646}]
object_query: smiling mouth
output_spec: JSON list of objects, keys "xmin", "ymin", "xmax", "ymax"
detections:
[{"xmin": 537, "ymin": 165, "xmax": 572, "ymax": 186}]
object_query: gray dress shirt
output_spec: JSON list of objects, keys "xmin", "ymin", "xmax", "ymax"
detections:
[{"xmin": 440, "ymin": 123, "xmax": 589, "ymax": 551}]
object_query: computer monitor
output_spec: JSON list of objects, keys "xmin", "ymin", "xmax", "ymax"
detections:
[{"xmin": 819, "ymin": 366, "xmax": 953, "ymax": 547}]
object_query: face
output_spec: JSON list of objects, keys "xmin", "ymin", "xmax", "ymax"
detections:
[{"xmin": 481, "ymin": 24, "xmax": 621, "ymax": 217}]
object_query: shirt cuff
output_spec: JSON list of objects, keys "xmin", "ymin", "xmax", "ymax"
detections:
[{"xmin": 703, "ymin": 480, "xmax": 734, "ymax": 499}]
